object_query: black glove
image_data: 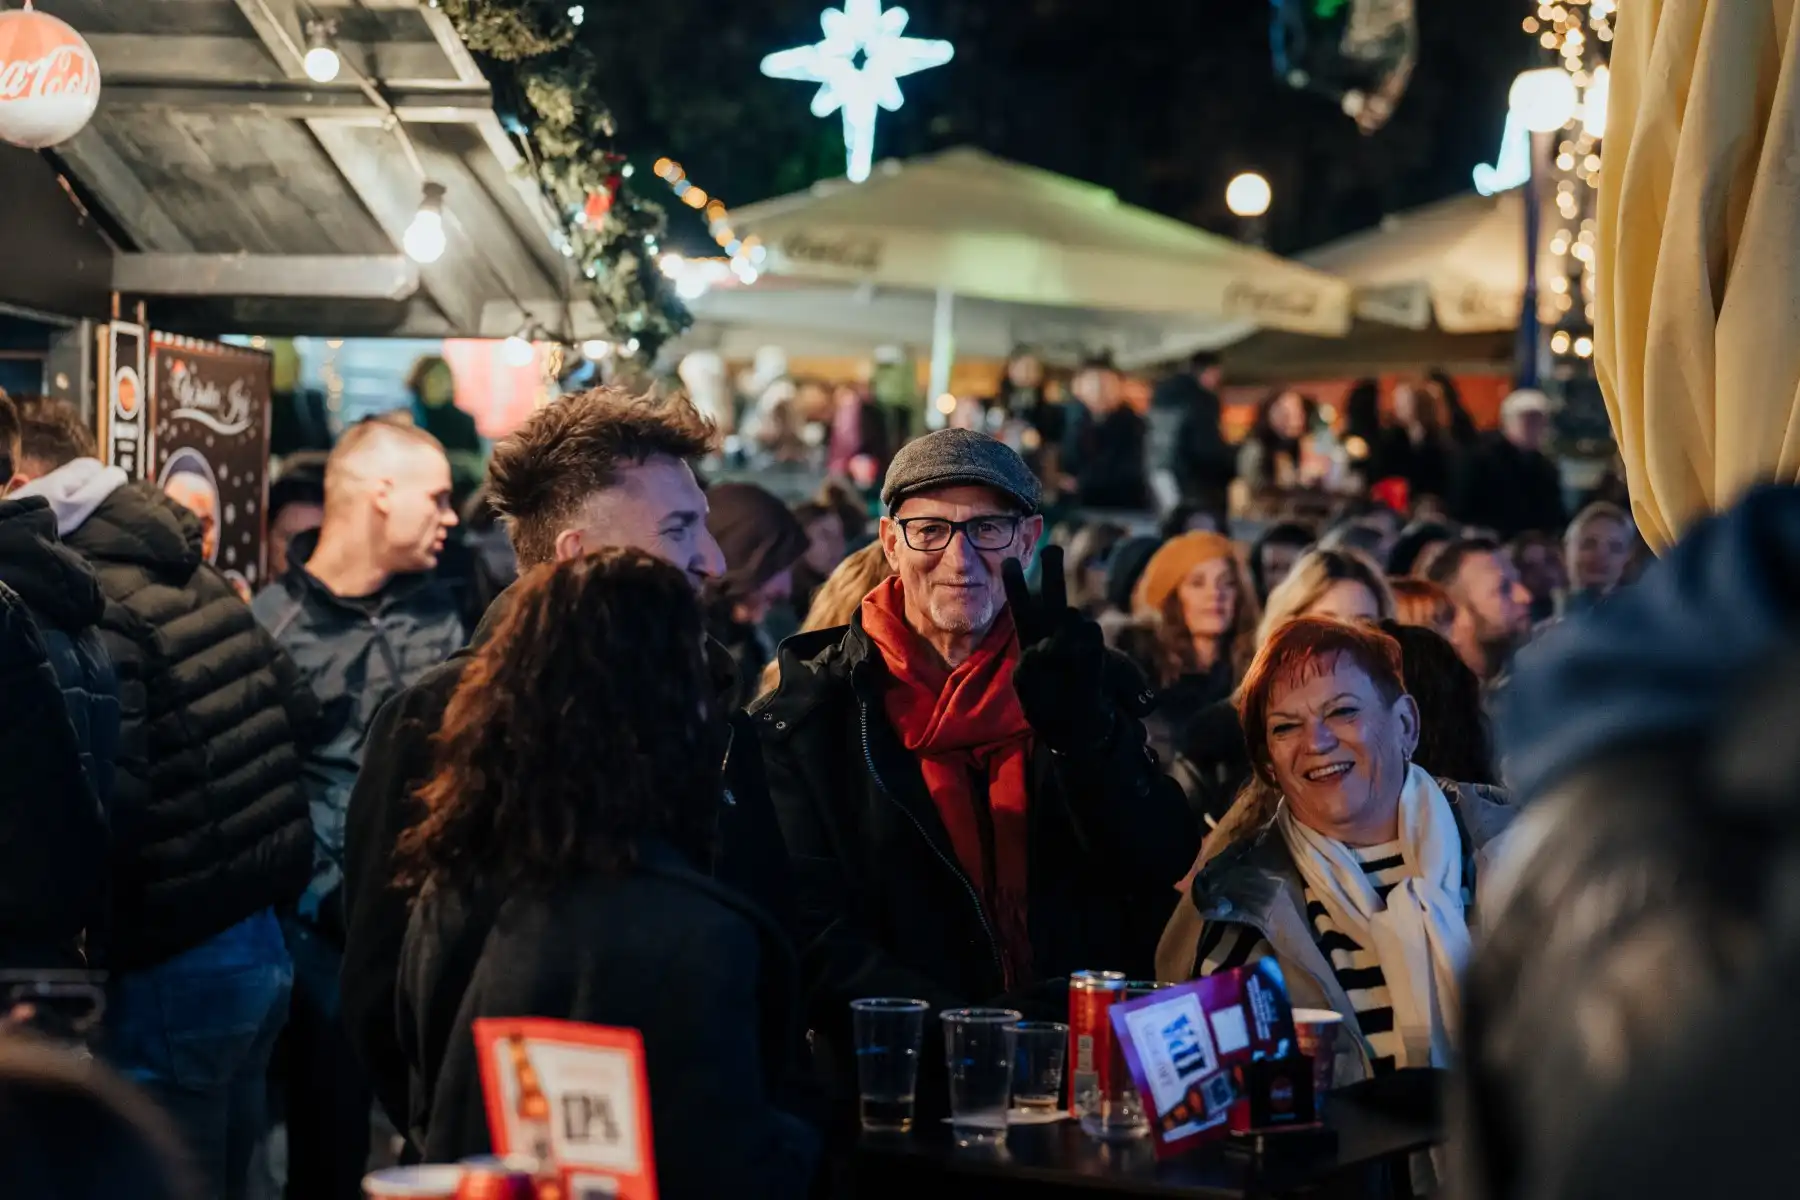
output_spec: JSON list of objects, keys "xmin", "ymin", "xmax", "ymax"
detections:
[{"xmin": 1005, "ymin": 547, "xmax": 1124, "ymax": 753}]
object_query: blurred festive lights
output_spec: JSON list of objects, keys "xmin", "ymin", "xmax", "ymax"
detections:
[
  {"xmin": 1225, "ymin": 172, "xmax": 1273, "ymax": 218},
  {"xmin": 1510, "ymin": 67, "xmax": 1578, "ymax": 133},
  {"xmin": 648, "ymin": 155, "xmax": 768, "ymax": 298},
  {"xmin": 761, "ymin": 0, "xmax": 954, "ymax": 183}
]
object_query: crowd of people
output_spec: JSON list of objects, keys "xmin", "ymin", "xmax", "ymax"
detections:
[{"xmin": 0, "ymin": 352, "xmax": 1744, "ymax": 1200}]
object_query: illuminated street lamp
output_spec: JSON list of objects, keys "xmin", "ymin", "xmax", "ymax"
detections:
[{"xmin": 1225, "ymin": 172, "xmax": 1273, "ymax": 218}]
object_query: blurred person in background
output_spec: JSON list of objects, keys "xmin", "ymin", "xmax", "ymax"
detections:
[
  {"xmin": 1340, "ymin": 379, "xmax": 1382, "ymax": 484},
  {"xmin": 451, "ymin": 486, "xmax": 517, "ymax": 633},
  {"xmin": 0, "ymin": 394, "xmax": 110, "ymax": 973},
  {"xmin": 1449, "ymin": 389, "xmax": 1567, "ymax": 540},
  {"xmin": 265, "ymin": 457, "xmax": 326, "ymax": 586},
  {"xmin": 703, "ymin": 482, "xmax": 810, "ymax": 712},
  {"xmin": 1062, "ymin": 354, "xmax": 1149, "ymax": 511},
  {"xmin": 1508, "ymin": 531, "xmax": 1568, "ymax": 624},
  {"xmin": 756, "ymin": 541, "xmax": 895, "ymax": 699},
  {"xmin": 1380, "ymin": 620, "xmax": 1497, "ymax": 786},
  {"xmin": 1388, "ymin": 519, "xmax": 1459, "ymax": 578},
  {"xmin": 993, "ymin": 347, "xmax": 1068, "ymax": 488},
  {"xmin": 1237, "ymin": 389, "xmax": 1319, "ymax": 509},
  {"xmin": 1064, "ymin": 520, "xmax": 1127, "ymax": 616},
  {"xmin": 253, "ymin": 420, "xmax": 464, "ymax": 1198},
  {"xmin": 1389, "ymin": 577, "xmax": 1459, "ymax": 643},
  {"xmin": 1156, "ymin": 617, "xmax": 1517, "ymax": 1086},
  {"xmin": 1159, "ymin": 503, "xmax": 1225, "ymax": 540},
  {"xmin": 1248, "ymin": 522, "xmax": 1316, "ymax": 605},
  {"xmin": 0, "ymin": 1039, "xmax": 198, "ymax": 1200},
  {"xmin": 826, "ymin": 383, "xmax": 894, "ymax": 483},
  {"xmin": 1318, "ymin": 518, "xmax": 1392, "ymax": 567},
  {"xmin": 1256, "ymin": 546, "xmax": 1396, "ymax": 645},
  {"xmin": 395, "ymin": 551, "xmax": 819, "ymax": 1194},
  {"xmin": 405, "ymin": 357, "xmax": 483, "ymax": 503},
  {"xmin": 12, "ymin": 396, "xmax": 313, "ymax": 1200},
  {"xmin": 1424, "ymin": 537, "xmax": 1533, "ymax": 686},
  {"xmin": 817, "ymin": 478, "xmax": 872, "ymax": 546},
  {"xmin": 786, "ymin": 500, "xmax": 848, "ymax": 623},
  {"xmin": 1426, "ymin": 369, "xmax": 1480, "ymax": 448},
  {"xmin": 1560, "ymin": 501, "xmax": 1634, "ymax": 618},
  {"xmin": 1373, "ymin": 380, "xmax": 1458, "ymax": 507},
  {"xmin": 1147, "ymin": 351, "xmax": 1237, "ymax": 514}
]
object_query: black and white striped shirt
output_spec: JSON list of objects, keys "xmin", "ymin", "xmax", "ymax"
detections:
[{"xmin": 1195, "ymin": 840, "xmax": 1413, "ymax": 1075}]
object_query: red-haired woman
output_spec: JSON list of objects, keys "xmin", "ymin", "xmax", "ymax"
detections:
[{"xmin": 1155, "ymin": 618, "xmax": 1519, "ymax": 1083}]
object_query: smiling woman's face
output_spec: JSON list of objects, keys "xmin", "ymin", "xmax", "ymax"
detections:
[{"xmin": 1263, "ymin": 655, "xmax": 1418, "ymax": 846}]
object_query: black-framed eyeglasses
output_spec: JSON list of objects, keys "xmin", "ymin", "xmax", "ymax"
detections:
[{"xmin": 895, "ymin": 515, "xmax": 1023, "ymax": 553}]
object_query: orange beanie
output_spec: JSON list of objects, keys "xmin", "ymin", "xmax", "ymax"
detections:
[{"xmin": 1131, "ymin": 532, "xmax": 1240, "ymax": 619}]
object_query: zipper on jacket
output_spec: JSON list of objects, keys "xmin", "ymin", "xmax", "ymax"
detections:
[{"xmin": 859, "ymin": 700, "xmax": 1006, "ymax": 984}]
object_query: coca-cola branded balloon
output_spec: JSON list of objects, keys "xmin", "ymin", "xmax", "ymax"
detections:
[{"xmin": 0, "ymin": 1, "xmax": 101, "ymax": 150}]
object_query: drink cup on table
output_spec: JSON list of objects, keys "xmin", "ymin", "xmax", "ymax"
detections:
[
  {"xmin": 1011, "ymin": 1021, "xmax": 1069, "ymax": 1114},
  {"xmin": 363, "ymin": 1165, "xmax": 465, "ymax": 1199},
  {"xmin": 1068, "ymin": 970, "xmax": 1127, "ymax": 1123},
  {"xmin": 1292, "ymin": 1008, "xmax": 1345, "ymax": 1110},
  {"xmin": 941, "ymin": 1008, "xmax": 1022, "ymax": 1147},
  {"xmin": 1079, "ymin": 981, "xmax": 1170, "ymax": 1143},
  {"xmin": 851, "ymin": 997, "xmax": 931, "ymax": 1132}
]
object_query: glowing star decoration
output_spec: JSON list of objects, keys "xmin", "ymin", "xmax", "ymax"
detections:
[{"xmin": 761, "ymin": 0, "xmax": 953, "ymax": 183}]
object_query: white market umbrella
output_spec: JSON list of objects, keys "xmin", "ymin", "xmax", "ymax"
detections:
[
  {"xmin": 729, "ymin": 147, "xmax": 1352, "ymax": 398},
  {"xmin": 1302, "ymin": 190, "xmax": 1527, "ymax": 335}
]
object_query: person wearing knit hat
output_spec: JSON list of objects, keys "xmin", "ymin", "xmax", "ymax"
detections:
[{"xmin": 704, "ymin": 482, "xmax": 810, "ymax": 711}]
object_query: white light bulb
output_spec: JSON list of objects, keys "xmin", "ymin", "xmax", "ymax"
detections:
[
  {"xmin": 624, "ymin": 337, "xmax": 641, "ymax": 356},
  {"xmin": 1225, "ymin": 172, "xmax": 1273, "ymax": 218},
  {"xmin": 501, "ymin": 335, "xmax": 535, "ymax": 368},
  {"xmin": 403, "ymin": 209, "xmax": 446, "ymax": 264},
  {"xmin": 568, "ymin": 5, "xmax": 585, "ymax": 26},
  {"xmin": 1510, "ymin": 67, "xmax": 1579, "ymax": 134},
  {"xmin": 304, "ymin": 45, "xmax": 341, "ymax": 83},
  {"xmin": 580, "ymin": 339, "xmax": 613, "ymax": 359}
]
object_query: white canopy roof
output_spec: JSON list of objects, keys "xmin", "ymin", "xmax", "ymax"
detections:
[
  {"xmin": 1302, "ymin": 191, "xmax": 1526, "ymax": 335},
  {"xmin": 730, "ymin": 147, "xmax": 1353, "ymax": 339}
]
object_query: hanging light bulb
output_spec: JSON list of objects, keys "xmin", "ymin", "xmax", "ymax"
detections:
[
  {"xmin": 303, "ymin": 20, "xmax": 341, "ymax": 84},
  {"xmin": 580, "ymin": 339, "xmax": 613, "ymax": 359},
  {"xmin": 501, "ymin": 330, "xmax": 536, "ymax": 367},
  {"xmin": 403, "ymin": 183, "xmax": 448, "ymax": 264}
]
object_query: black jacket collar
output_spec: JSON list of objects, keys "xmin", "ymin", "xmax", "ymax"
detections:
[
  {"xmin": 0, "ymin": 496, "xmax": 105, "ymax": 633},
  {"xmin": 72, "ymin": 482, "xmax": 202, "ymax": 576}
]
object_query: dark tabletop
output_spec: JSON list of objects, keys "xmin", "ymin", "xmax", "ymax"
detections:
[{"xmin": 852, "ymin": 1071, "xmax": 1444, "ymax": 1200}]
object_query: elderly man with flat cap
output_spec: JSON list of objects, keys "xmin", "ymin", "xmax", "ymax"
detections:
[{"xmin": 754, "ymin": 429, "xmax": 1198, "ymax": 1106}]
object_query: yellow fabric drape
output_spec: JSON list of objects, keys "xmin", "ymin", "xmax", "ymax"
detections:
[{"xmin": 1597, "ymin": 0, "xmax": 1800, "ymax": 552}]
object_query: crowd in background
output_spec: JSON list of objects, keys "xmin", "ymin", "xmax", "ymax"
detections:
[{"xmin": 0, "ymin": 335, "xmax": 1684, "ymax": 1200}]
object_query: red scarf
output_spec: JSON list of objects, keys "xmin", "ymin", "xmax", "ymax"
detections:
[{"xmin": 860, "ymin": 577, "xmax": 1034, "ymax": 987}]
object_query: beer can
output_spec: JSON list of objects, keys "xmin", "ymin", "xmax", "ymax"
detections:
[
  {"xmin": 455, "ymin": 1157, "xmax": 538, "ymax": 1200},
  {"xmin": 1068, "ymin": 970, "xmax": 1127, "ymax": 1120}
]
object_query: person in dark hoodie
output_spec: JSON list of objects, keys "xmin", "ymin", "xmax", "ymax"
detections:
[
  {"xmin": 395, "ymin": 549, "xmax": 819, "ymax": 1195},
  {"xmin": 0, "ymin": 394, "xmax": 109, "ymax": 972},
  {"xmin": 703, "ymin": 482, "xmax": 810, "ymax": 712},
  {"xmin": 1062, "ymin": 355, "xmax": 1150, "ymax": 511},
  {"xmin": 338, "ymin": 389, "xmax": 798, "ymax": 1154},
  {"xmin": 11, "ymin": 395, "xmax": 313, "ymax": 1200},
  {"xmin": 252, "ymin": 419, "xmax": 464, "ymax": 1199},
  {"xmin": 1147, "ymin": 351, "xmax": 1237, "ymax": 513},
  {"xmin": 1451, "ymin": 485, "xmax": 1800, "ymax": 1200}
]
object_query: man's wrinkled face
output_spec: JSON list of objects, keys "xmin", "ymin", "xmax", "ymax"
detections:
[
  {"xmin": 880, "ymin": 485, "xmax": 1043, "ymax": 639},
  {"xmin": 557, "ymin": 454, "xmax": 726, "ymax": 592}
]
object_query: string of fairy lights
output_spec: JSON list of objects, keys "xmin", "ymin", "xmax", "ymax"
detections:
[
  {"xmin": 1530, "ymin": 0, "xmax": 1615, "ymax": 363},
  {"xmin": 648, "ymin": 157, "xmax": 770, "ymax": 299}
]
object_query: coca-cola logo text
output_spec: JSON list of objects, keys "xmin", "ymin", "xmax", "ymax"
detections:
[{"xmin": 0, "ymin": 46, "xmax": 98, "ymax": 102}]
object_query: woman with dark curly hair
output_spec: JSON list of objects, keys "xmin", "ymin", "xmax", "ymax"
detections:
[
  {"xmin": 1380, "ymin": 619, "xmax": 1497, "ymax": 786},
  {"xmin": 395, "ymin": 549, "xmax": 818, "ymax": 1197}
]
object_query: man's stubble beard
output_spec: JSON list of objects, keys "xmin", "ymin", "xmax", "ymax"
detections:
[{"xmin": 926, "ymin": 589, "xmax": 1000, "ymax": 637}]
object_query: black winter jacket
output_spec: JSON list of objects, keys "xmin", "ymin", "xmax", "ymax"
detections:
[
  {"xmin": 400, "ymin": 840, "xmax": 819, "ymax": 1198},
  {"xmin": 253, "ymin": 531, "xmax": 464, "ymax": 931},
  {"xmin": 751, "ymin": 617, "xmax": 1198, "ymax": 1096},
  {"xmin": 0, "ymin": 581, "xmax": 107, "ymax": 969},
  {"xmin": 341, "ymin": 591, "xmax": 798, "ymax": 1137},
  {"xmin": 1147, "ymin": 374, "xmax": 1237, "ymax": 505},
  {"xmin": 0, "ymin": 497, "xmax": 121, "ymax": 813},
  {"xmin": 65, "ymin": 482, "xmax": 314, "ymax": 971},
  {"xmin": 1449, "ymin": 432, "xmax": 1567, "ymax": 540}
]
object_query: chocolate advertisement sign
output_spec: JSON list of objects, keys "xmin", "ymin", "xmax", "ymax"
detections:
[{"xmin": 149, "ymin": 334, "xmax": 273, "ymax": 597}]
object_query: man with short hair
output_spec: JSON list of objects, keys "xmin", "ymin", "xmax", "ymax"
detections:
[
  {"xmin": 252, "ymin": 418, "xmax": 464, "ymax": 1198},
  {"xmin": 1063, "ymin": 355, "xmax": 1151, "ymax": 511},
  {"xmin": 13, "ymin": 395, "xmax": 313, "ymax": 1199},
  {"xmin": 1426, "ymin": 536, "xmax": 1534, "ymax": 683},
  {"xmin": 1449, "ymin": 389, "xmax": 1568, "ymax": 539},
  {"xmin": 755, "ymin": 429, "xmax": 1196, "ymax": 1109},
  {"xmin": 339, "ymin": 389, "xmax": 806, "ymax": 1147},
  {"xmin": 1148, "ymin": 350, "xmax": 1237, "ymax": 514}
]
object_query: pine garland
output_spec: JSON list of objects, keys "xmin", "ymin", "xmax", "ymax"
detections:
[{"xmin": 435, "ymin": 0, "xmax": 690, "ymax": 360}]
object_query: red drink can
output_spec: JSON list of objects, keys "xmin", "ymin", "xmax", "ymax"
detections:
[
  {"xmin": 455, "ymin": 1158, "xmax": 539, "ymax": 1200},
  {"xmin": 1068, "ymin": 970, "xmax": 1127, "ymax": 1119}
]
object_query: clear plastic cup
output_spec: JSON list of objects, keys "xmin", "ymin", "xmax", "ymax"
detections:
[
  {"xmin": 851, "ymin": 997, "xmax": 931, "ymax": 1132},
  {"xmin": 942, "ymin": 1007, "xmax": 1022, "ymax": 1146},
  {"xmin": 1011, "ymin": 1021, "xmax": 1069, "ymax": 1113}
]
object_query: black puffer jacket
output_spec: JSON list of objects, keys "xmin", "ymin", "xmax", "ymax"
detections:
[
  {"xmin": 65, "ymin": 482, "xmax": 314, "ymax": 971},
  {"xmin": 0, "ymin": 582, "xmax": 107, "ymax": 969},
  {"xmin": 0, "ymin": 497, "xmax": 121, "ymax": 811},
  {"xmin": 752, "ymin": 617, "xmax": 1198, "ymax": 1109}
]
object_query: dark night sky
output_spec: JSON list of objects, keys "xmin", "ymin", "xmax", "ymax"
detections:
[{"xmin": 581, "ymin": 0, "xmax": 1536, "ymax": 255}]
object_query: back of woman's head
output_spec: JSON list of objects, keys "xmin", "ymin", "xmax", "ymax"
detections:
[
  {"xmin": 1256, "ymin": 547, "xmax": 1395, "ymax": 645},
  {"xmin": 0, "ymin": 1040, "xmax": 194, "ymax": 1200},
  {"xmin": 401, "ymin": 549, "xmax": 725, "ymax": 890},
  {"xmin": 1380, "ymin": 619, "xmax": 1495, "ymax": 785},
  {"xmin": 1390, "ymin": 577, "xmax": 1458, "ymax": 640}
]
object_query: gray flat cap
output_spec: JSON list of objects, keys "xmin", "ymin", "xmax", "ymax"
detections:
[{"xmin": 881, "ymin": 428, "xmax": 1043, "ymax": 515}]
